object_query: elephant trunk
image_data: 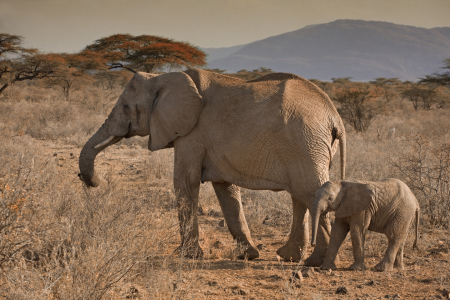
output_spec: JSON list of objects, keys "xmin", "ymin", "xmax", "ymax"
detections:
[
  {"xmin": 79, "ymin": 123, "xmax": 122, "ymax": 187},
  {"xmin": 311, "ymin": 205, "xmax": 323, "ymax": 247}
]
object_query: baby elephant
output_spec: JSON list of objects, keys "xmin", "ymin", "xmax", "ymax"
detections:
[{"xmin": 311, "ymin": 178, "xmax": 419, "ymax": 272}]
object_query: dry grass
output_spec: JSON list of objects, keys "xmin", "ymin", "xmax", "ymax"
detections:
[{"xmin": 1, "ymin": 80, "xmax": 449, "ymax": 299}]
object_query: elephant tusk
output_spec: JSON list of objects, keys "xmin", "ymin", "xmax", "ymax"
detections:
[{"xmin": 94, "ymin": 135, "xmax": 116, "ymax": 149}]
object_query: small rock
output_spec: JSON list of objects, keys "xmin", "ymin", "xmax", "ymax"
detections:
[
  {"xmin": 213, "ymin": 241, "xmax": 224, "ymax": 249},
  {"xmin": 301, "ymin": 267, "xmax": 315, "ymax": 278},
  {"xmin": 238, "ymin": 289, "xmax": 249, "ymax": 295},
  {"xmin": 218, "ymin": 219, "xmax": 226, "ymax": 227},
  {"xmin": 289, "ymin": 271, "xmax": 303, "ymax": 282},
  {"xmin": 336, "ymin": 286, "xmax": 348, "ymax": 295},
  {"xmin": 70, "ymin": 153, "xmax": 73, "ymax": 156},
  {"xmin": 393, "ymin": 293, "xmax": 400, "ymax": 299},
  {"xmin": 22, "ymin": 249, "xmax": 40, "ymax": 262},
  {"xmin": 207, "ymin": 281, "xmax": 218, "ymax": 286},
  {"xmin": 262, "ymin": 215, "xmax": 270, "ymax": 225},
  {"xmin": 366, "ymin": 280, "xmax": 378, "ymax": 286},
  {"xmin": 125, "ymin": 286, "xmax": 139, "ymax": 298},
  {"xmin": 53, "ymin": 153, "xmax": 57, "ymax": 156},
  {"xmin": 208, "ymin": 209, "xmax": 221, "ymax": 217},
  {"xmin": 257, "ymin": 244, "xmax": 264, "ymax": 250},
  {"xmin": 198, "ymin": 206, "xmax": 205, "ymax": 215},
  {"xmin": 443, "ymin": 288, "xmax": 449, "ymax": 298},
  {"xmin": 268, "ymin": 274, "xmax": 283, "ymax": 281}
]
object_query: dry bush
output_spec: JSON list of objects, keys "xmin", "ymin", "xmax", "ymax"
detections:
[
  {"xmin": 391, "ymin": 136, "xmax": 450, "ymax": 228},
  {"xmin": 241, "ymin": 189, "xmax": 292, "ymax": 232},
  {"xmin": 0, "ymin": 83, "xmax": 122, "ymax": 147},
  {"xmin": 0, "ymin": 137, "xmax": 179, "ymax": 299}
]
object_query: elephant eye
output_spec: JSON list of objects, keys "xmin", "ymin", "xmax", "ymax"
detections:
[{"xmin": 123, "ymin": 104, "xmax": 130, "ymax": 113}]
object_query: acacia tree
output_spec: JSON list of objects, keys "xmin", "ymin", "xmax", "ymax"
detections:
[
  {"xmin": 82, "ymin": 34, "xmax": 207, "ymax": 73},
  {"xmin": 0, "ymin": 34, "xmax": 67, "ymax": 95},
  {"xmin": 369, "ymin": 77, "xmax": 400, "ymax": 102},
  {"xmin": 333, "ymin": 85, "xmax": 379, "ymax": 132},
  {"xmin": 400, "ymin": 83, "xmax": 441, "ymax": 110},
  {"xmin": 230, "ymin": 67, "xmax": 274, "ymax": 80},
  {"xmin": 45, "ymin": 66, "xmax": 92, "ymax": 101},
  {"xmin": 93, "ymin": 70, "xmax": 132, "ymax": 91},
  {"xmin": 419, "ymin": 58, "xmax": 450, "ymax": 86}
]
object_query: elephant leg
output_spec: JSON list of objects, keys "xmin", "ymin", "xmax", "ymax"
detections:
[
  {"xmin": 213, "ymin": 182, "xmax": 259, "ymax": 260},
  {"xmin": 321, "ymin": 219, "xmax": 349, "ymax": 270},
  {"xmin": 374, "ymin": 234, "xmax": 403, "ymax": 272},
  {"xmin": 394, "ymin": 239, "xmax": 405, "ymax": 270},
  {"xmin": 304, "ymin": 213, "xmax": 332, "ymax": 267},
  {"xmin": 349, "ymin": 220, "xmax": 367, "ymax": 271},
  {"xmin": 277, "ymin": 197, "xmax": 309, "ymax": 262},
  {"xmin": 173, "ymin": 159, "xmax": 203, "ymax": 259}
]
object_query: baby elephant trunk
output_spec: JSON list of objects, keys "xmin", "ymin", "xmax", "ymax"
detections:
[{"xmin": 311, "ymin": 206, "xmax": 323, "ymax": 247}]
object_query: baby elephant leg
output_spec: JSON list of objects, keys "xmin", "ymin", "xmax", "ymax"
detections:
[
  {"xmin": 375, "ymin": 232, "xmax": 406, "ymax": 272},
  {"xmin": 321, "ymin": 219, "xmax": 349, "ymax": 270},
  {"xmin": 394, "ymin": 239, "xmax": 406, "ymax": 270},
  {"xmin": 349, "ymin": 217, "xmax": 367, "ymax": 271}
]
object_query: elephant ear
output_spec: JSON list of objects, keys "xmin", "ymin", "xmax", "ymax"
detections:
[
  {"xmin": 335, "ymin": 181, "xmax": 374, "ymax": 218},
  {"xmin": 149, "ymin": 72, "xmax": 204, "ymax": 151}
]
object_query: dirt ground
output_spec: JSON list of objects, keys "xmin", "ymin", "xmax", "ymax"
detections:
[{"xmin": 37, "ymin": 139, "xmax": 450, "ymax": 300}]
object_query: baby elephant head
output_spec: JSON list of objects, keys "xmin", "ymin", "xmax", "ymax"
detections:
[{"xmin": 311, "ymin": 181, "xmax": 374, "ymax": 246}]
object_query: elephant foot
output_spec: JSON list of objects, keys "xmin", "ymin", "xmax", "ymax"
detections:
[
  {"xmin": 276, "ymin": 244, "xmax": 303, "ymax": 262},
  {"xmin": 174, "ymin": 243, "xmax": 204, "ymax": 259},
  {"xmin": 303, "ymin": 250, "xmax": 326, "ymax": 267},
  {"xmin": 237, "ymin": 245, "xmax": 260, "ymax": 260},
  {"xmin": 349, "ymin": 262, "xmax": 366, "ymax": 271},
  {"xmin": 394, "ymin": 259, "xmax": 404, "ymax": 270},
  {"xmin": 374, "ymin": 260, "xmax": 393, "ymax": 272},
  {"xmin": 320, "ymin": 261, "xmax": 337, "ymax": 270}
]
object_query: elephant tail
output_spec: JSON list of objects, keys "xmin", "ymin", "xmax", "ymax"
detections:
[
  {"xmin": 413, "ymin": 208, "xmax": 420, "ymax": 250},
  {"xmin": 331, "ymin": 122, "xmax": 346, "ymax": 180},
  {"xmin": 338, "ymin": 127, "xmax": 346, "ymax": 180}
]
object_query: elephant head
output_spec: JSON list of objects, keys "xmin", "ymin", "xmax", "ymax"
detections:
[
  {"xmin": 311, "ymin": 181, "xmax": 373, "ymax": 246},
  {"xmin": 79, "ymin": 71, "xmax": 204, "ymax": 187}
]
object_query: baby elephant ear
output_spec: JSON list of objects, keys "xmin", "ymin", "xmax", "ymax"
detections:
[
  {"xmin": 335, "ymin": 181, "xmax": 374, "ymax": 218},
  {"xmin": 149, "ymin": 72, "xmax": 204, "ymax": 151}
]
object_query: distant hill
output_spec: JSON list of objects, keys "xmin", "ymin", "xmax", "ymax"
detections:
[
  {"xmin": 202, "ymin": 44, "xmax": 245, "ymax": 62},
  {"xmin": 204, "ymin": 20, "xmax": 450, "ymax": 81}
]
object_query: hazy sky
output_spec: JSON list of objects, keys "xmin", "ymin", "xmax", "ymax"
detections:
[{"xmin": 1, "ymin": 0, "xmax": 450, "ymax": 53}]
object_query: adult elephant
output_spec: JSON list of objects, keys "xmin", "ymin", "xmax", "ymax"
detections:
[{"xmin": 78, "ymin": 68, "xmax": 346, "ymax": 265}]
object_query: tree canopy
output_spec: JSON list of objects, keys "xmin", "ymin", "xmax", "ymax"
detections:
[
  {"xmin": 419, "ymin": 58, "xmax": 450, "ymax": 86},
  {"xmin": 0, "ymin": 34, "xmax": 69, "ymax": 94},
  {"xmin": 82, "ymin": 34, "xmax": 207, "ymax": 73}
]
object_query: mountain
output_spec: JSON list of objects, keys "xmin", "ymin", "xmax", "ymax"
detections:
[
  {"xmin": 205, "ymin": 20, "xmax": 450, "ymax": 81},
  {"xmin": 202, "ymin": 44, "xmax": 246, "ymax": 62}
]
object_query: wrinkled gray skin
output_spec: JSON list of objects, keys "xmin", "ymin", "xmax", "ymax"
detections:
[
  {"xmin": 79, "ymin": 69, "xmax": 346, "ymax": 265},
  {"xmin": 311, "ymin": 179, "xmax": 420, "ymax": 271}
]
